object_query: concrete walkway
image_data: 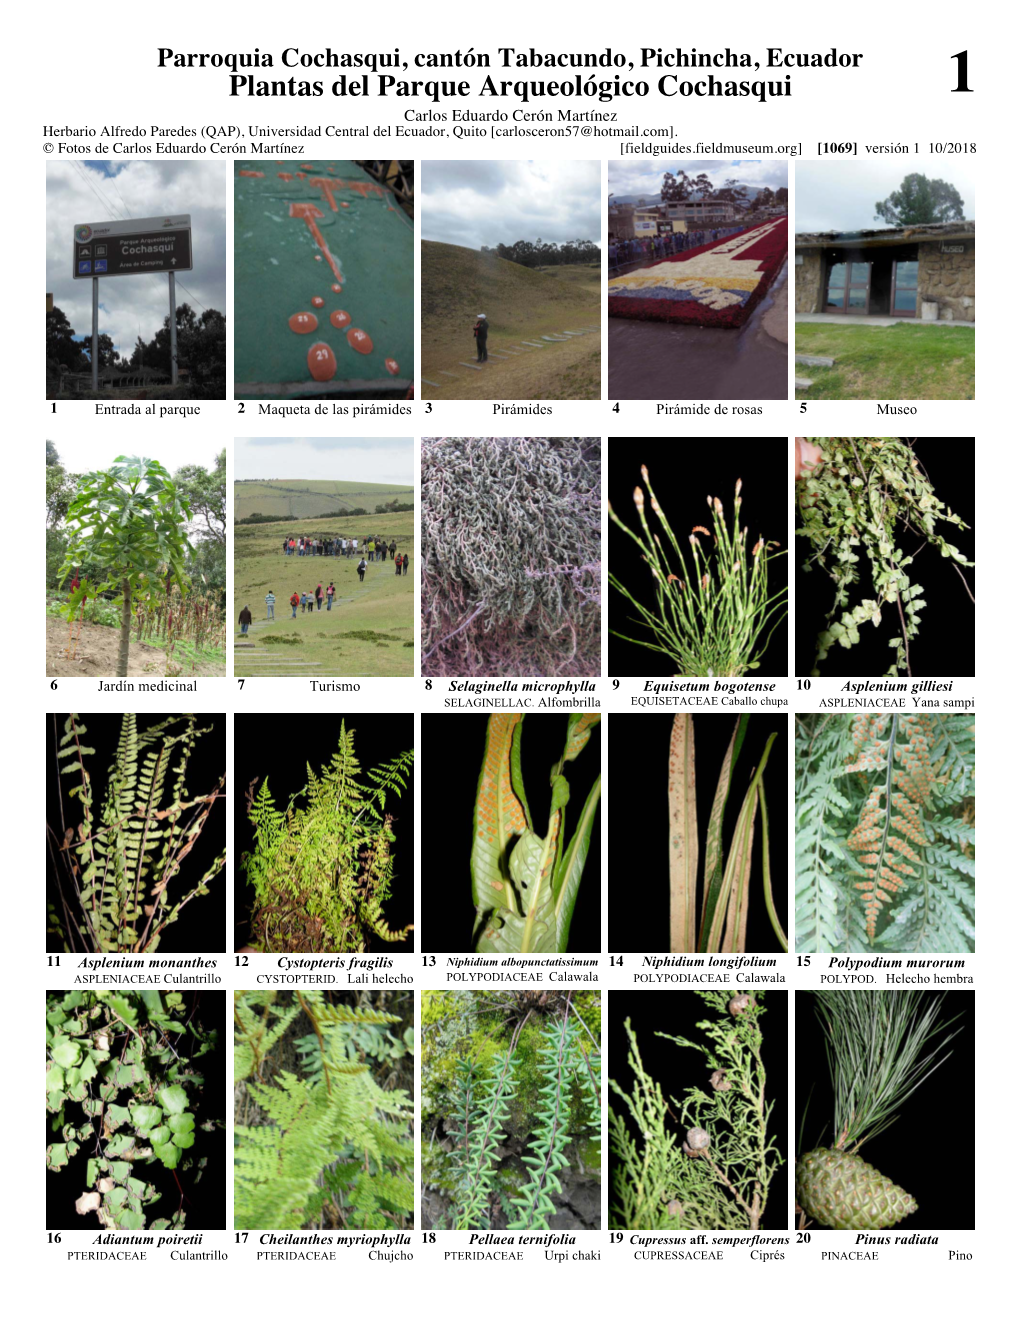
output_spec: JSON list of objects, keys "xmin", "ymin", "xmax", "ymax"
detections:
[{"xmin": 796, "ymin": 313, "xmax": 975, "ymax": 328}]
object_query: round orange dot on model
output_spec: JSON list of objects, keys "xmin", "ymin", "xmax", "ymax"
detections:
[
  {"xmin": 330, "ymin": 310, "xmax": 352, "ymax": 330},
  {"xmin": 288, "ymin": 312, "xmax": 318, "ymax": 335},
  {"xmin": 331, "ymin": 283, "xmax": 343, "ymax": 293},
  {"xmin": 311, "ymin": 296, "xmax": 324, "ymax": 308},
  {"xmin": 347, "ymin": 328, "xmax": 373, "ymax": 354},
  {"xmin": 385, "ymin": 358, "xmax": 399, "ymax": 375},
  {"xmin": 307, "ymin": 342, "xmax": 337, "ymax": 382}
]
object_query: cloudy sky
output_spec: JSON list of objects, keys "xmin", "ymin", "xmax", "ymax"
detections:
[
  {"xmin": 51, "ymin": 437, "xmax": 220, "ymax": 474},
  {"xmin": 421, "ymin": 160, "xmax": 601, "ymax": 251},
  {"xmin": 46, "ymin": 161, "xmax": 226, "ymax": 357},
  {"xmin": 609, "ymin": 158, "xmax": 788, "ymax": 202},
  {"xmin": 796, "ymin": 160, "xmax": 976, "ymax": 231},
  {"xmin": 236, "ymin": 438, "xmax": 414, "ymax": 485}
]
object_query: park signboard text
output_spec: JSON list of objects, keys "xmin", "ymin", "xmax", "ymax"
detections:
[{"xmin": 72, "ymin": 215, "xmax": 192, "ymax": 279}]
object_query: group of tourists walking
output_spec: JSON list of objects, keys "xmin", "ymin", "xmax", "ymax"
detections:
[
  {"xmin": 283, "ymin": 535, "xmax": 397, "ymax": 560},
  {"xmin": 287, "ymin": 582, "xmax": 341, "ymax": 615},
  {"xmin": 239, "ymin": 544, "xmax": 410, "ymax": 634}
]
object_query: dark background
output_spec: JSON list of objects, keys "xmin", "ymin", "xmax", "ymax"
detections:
[
  {"xmin": 46, "ymin": 713, "xmax": 226, "ymax": 954},
  {"xmin": 421, "ymin": 713, "xmax": 602, "ymax": 952},
  {"xmin": 795, "ymin": 439, "xmax": 976, "ymax": 677},
  {"xmin": 234, "ymin": 713, "xmax": 415, "ymax": 952},
  {"xmin": 46, "ymin": 989, "xmax": 227, "ymax": 1229},
  {"xmin": 609, "ymin": 989, "xmax": 789, "ymax": 1230},
  {"xmin": 608, "ymin": 438, "xmax": 789, "ymax": 678},
  {"xmin": 608, "ymin": 713, "xmax": 787, "ymax": 953},
  {"xmin": 795, "ymin": 989, "xmax": 975, "ymax": 1230}
]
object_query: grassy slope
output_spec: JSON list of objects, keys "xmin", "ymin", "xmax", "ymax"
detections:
[
  {"xmin": 235, "ymin": 479, "xmax": 414, "ymax": 522},
  {"xmin": 795, "ymin": 323, "xmax": 975, "ymax": 400},
  {"xmin": 233, "ymin": 511, "xmax": 415, "ymax": 677},
  {"xmin": 420, "ymin": 242, "xmax": 600, "ymax": 400}
]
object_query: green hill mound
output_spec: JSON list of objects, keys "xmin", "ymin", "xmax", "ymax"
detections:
[
  {"xmin": 234, "ymin": 479, "xmax": 414, "ymax": 522},
  {"xmin": 420, "ymin": 241, "xmax": 600, "ymax": 401}
]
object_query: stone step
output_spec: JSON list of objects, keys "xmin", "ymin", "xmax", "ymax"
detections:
[
  {"xmin": 521, "ymin": 340, "xmax": 544, "ymax": 348},
  {"xmin": 795, "ymin": 354, "xmax": 835, "ymax": 368},
  {"xmin": 439, "ymin": 370, "xmax": 459, "ymax": 378},
  {"xmin": 422, "ymin": 377, "xmax": 442, "ymax": 387},
  {"xmin": 795, "ymin": 377, "xmax": 814, "ymax": 390},
  {"xmin": 458, "ymin": 362, "xmax": 483, "ymax": 370}
]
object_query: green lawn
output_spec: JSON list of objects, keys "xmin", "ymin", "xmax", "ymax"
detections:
[
  {"xmin": 795, "ymin": 323, "xmax": 975, "ymax": 400},
  {"xmin": 233, "ymin": 512, "xmax": 415, "ymax": 678}
]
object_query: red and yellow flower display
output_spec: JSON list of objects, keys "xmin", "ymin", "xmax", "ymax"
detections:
[{"xmin": 609, "ymin": 217, "xmax": 788, "ymax": 328}]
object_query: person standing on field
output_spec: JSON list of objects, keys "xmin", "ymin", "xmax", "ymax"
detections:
[
  {"xmin": 326, "ymin": 581, "xmax": 336, "ymax": 610},
  {"xmin": 239, "ymin": 605, "xmax": 252, "ymax": 636},
  {"xmin": 265, "ymin": 590, "xmax": 275, "ymax": 620},
  {"xmin": 401, "ymin": 553, "xmax": 409, "ymax": 577},
  {"xmin": 357, "ymin": 558, "xmax": 367, "ymax": 584},
  {"xmin": 474, "ymin": 313, "xmax": 488, "ymax": 362},
  {"xmin": 315, "ymin": 583, "xmax": 324, "ymax": 611},
  {"xmin": 290, "ymin": 590, "xmax": 300, "ymax": 618}
]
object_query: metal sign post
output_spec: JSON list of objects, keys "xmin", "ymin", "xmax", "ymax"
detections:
[
  {"xmin": 72, "ymin": 215, "xmax": 192, "ymax": 391},
  {"xmin": 91, "ymin": 277, "xmax": 99, "ymax": 392},
  {"xmin": 169, "ymin": 271, "xmax": 178, "ymax": 387}
]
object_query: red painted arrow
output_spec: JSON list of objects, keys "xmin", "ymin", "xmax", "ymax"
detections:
[{"xmin": 288, "ymin": 203, "xmax": 343, "ymax": 283}]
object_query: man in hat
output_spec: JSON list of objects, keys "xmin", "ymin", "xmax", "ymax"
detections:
[{"xmin": 473, "ymin": 313, "xmax": 488, "ymax": 363}]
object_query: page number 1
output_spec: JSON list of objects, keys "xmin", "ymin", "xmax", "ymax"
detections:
[{"xmin": 951, "ymin": 51, "xmax": 972, "ymax": 92}]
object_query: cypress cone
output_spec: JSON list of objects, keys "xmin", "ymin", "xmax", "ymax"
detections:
[{"xmin": 796, "ymin": 1147, "xmax": 918, "ymax": 1230}]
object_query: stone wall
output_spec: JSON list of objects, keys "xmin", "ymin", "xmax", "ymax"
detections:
[
  {"xmin": 795, "ymin": 249, "xmax": 823, "ymax": 312},
  {"xmin": 918, "ymin": 243, "xmax": 975, "ymax": 321}
]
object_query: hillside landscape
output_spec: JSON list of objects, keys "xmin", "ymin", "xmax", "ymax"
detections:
[
  {"xmin": 420, "ymin": 241, "xmax": 601, "ymax": 400},
  {"xmin": 233, "ymin": 478, "xmax": 415, "ymax": 678},
  {"xmin": 235, "ymin": 478, "xmax": 414, "ymax": 522}
]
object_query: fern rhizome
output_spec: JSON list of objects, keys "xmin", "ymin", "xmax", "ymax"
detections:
[
  {"xmin": 233, "ymin": 990, "xmax": 414, "ymax": 1229},
  {"xmin": 47, "ymin": 714, "xmax": 225, "ymax": 953},
  {"xmin": 421, "ymin": 990, "xmax": 601, "ymax": 1230},
  {"xmin": 796, "ymin": 713, "xmax": 975, "ymax": 952},
  {"xmin": 241, "ymin": 722, "xmax": 413, "ymax": 953},
  {"xmin": 796, "ymin": 438, "xmax": 974, "ymax": 676}
]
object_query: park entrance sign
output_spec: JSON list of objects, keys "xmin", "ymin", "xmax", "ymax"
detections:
[
  {"xmin": 71, "ymin": 215, "xmax": 193, "ymax": 389},
  {"xmin": 72, "ymin": 215, "xmax": 192, "ymax": 280}
]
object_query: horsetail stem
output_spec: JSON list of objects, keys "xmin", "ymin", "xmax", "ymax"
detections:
[{"xmin": 609, "ymin": 467, "xmax": 788, "ymax": 679}]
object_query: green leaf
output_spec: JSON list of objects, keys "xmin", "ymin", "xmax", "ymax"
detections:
[
  {"xmin": 153, "ymin": 1140, "xmax": 181, "ymax": 1170},
  {"xmin": 167, "ymin": 1113, "xmax": 195, "ymax": 1134},
  {"xmin": 133, "ymin": 1105, "xmax": 163, "ymax": 1131},
  {"xmin": 46, "ymin": 1143, "xmax": 69, "ymax": 1170},
  {"xmin": 172, "ymin": 1130, "xmax": 195, "ymax": 1149},
  {"xmin": 553, "ymin": 777, "xmax": 602, "ymax": 954},
  {"xmin": 158, "ymin": 1084, "xmax": 188, "ymax": 1115},
  {"xmin": 50, "ymin": 1037, "xmax": 82, "ymax": 1069}
]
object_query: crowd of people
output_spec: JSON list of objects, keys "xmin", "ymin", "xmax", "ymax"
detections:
[
  {"xmin": 282, "ymin": 534, "xmax": 400, "ymax": 561},
  {"xmin": 238, "ymin": 545, "xmax": 411, "ymax": 634},
  {"xmin": 609, "ymin": 225, "xmax": 750, "ymax": 272}
]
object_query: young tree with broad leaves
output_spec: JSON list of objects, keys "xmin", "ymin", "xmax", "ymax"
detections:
[{"xmin": 59, "ymin": 456, "xmax": 192, "ymax": 677}]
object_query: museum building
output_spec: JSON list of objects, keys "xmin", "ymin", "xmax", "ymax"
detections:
[{"xmin": 794, "ymin": 220, "xmax": 974, "ymax": 321}]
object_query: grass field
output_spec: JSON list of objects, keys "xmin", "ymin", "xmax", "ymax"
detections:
[
  {"xmin": 420, "ymin": 242, "xmax": 601, "ymax": 400},
  {"xmin": 233, "ymin": 511, "xmax": 415, "ymax": 678},
  {"xmin": 234, "ymin": 479, "xmax": 414, "ymax": 522},
  {"xmin": 795, "ymin": 323, "xmax": 975, "ymax": 400}
]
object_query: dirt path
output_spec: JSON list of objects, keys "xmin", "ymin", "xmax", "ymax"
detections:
[
  {"xmin": 47, "ymin": 615, "xmax": 225, "ymax": 678},
  {"xmin": 421, "ymin": 329, "xmax": 601, "ymax": 401}
]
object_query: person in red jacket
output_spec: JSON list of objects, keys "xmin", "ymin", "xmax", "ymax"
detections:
[{"xmin": 290, "ymin": 591, "xmax": 300, "ymax": 618}]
